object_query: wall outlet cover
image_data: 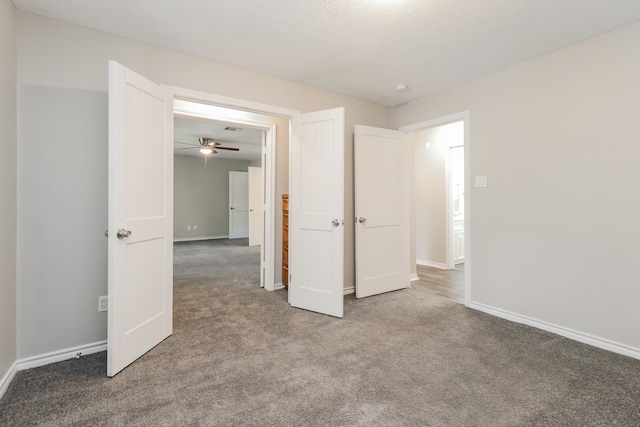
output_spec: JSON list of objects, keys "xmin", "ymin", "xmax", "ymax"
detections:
[{"xmin": 98, "ymin": 296, "xmax": 108, "ymax": 312}]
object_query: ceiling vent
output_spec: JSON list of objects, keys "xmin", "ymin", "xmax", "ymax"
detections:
[{"xmin": 224, "ymin": 126, "xmax": 243, "ymax": 132}]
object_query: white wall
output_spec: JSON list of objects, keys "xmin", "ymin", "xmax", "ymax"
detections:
[
  {"xmin": 174, "ymin": 155, "xmax": 252, "ymax": 240},
  {"xmin": 0, "ymin": 0, "xmax": 17, "ymax": 387},
  {"xmin": 413, "ymin": 122, "xmax": 463, "ymax": 266},
  {"xmin": 393, "ymin": 21, "xmax": 640, "ymax": 355},
  {"xmin": 16, "ymin": 12, "xmax": 390, "ymax": 359}
]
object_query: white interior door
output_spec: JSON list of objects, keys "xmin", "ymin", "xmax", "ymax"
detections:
[
  {"xmin": 290, "ymin": 108, "xmax": 344, "ymax": 317},
  {"xmin": 229, "ymin": 171, "xmax": 249, "ymax": 239},
  {"xmin": 248, "ymin": 166, "xmax": 263, "ymax": 247},
  {"xmin": 107, "ymin": 61, "xmax": 173, "ymax": 377},
  {"xmin": 355, "ymin": 125, "xmax": 409, "ymax": 298}
]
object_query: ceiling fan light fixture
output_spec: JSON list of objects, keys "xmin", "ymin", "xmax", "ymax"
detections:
[{"xmin": 200, "ymin": 147, "xmax": 213, "ymax": 155}]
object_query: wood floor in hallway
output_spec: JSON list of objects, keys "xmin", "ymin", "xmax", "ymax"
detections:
[{"xmin": 413, "ymin": 264, "xmax": 465, "ymax": 303}]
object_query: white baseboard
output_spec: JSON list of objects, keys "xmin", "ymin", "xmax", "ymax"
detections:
[
  {"xmin": 16, "ymin": 341, "xmax": 108, "ymax": 371},
  {"xmin": 228, "ymin": 233, "xmax": 249, "ymax": 239},
  {"xmin": 469, "ymin": 302, "xmax": 640, "ymax": 361},
  {"xmin": 274, "ymin": 283, "xmax": 285, "ymax": 290},
  {"xmin": 416, "ymin": 259, "xmax": 448, "ymax": 270},
  {"xmin": 0, "ymin": 360, "xmax": 18, "ymax": 401},
  {"xmin": 1, "ymin": 341, "xmax": 108, "ymax": 399},
  {"xmin": 409, "ymin": 273, "xmax": 419, "ymax": 282},
  {"xmin": 173, "ymin": 235, "xmax": 229, "ymax": 242}
]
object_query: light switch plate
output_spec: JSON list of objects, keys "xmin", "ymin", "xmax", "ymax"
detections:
[{"xmin": 475, "ymin": 176, "xmax": 488, "ymax": 188}]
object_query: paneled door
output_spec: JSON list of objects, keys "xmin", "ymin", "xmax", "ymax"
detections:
[
  {"xmin": 289, "ymin": 108, "xmax": 344, "ymax": 317},
  {"xmin": 354, "ymin": 125, "xmax": 409, "ymax": 298},
  {"xmin": 229, "ymin": 171, "xmax": 249, "ymax": 239},
  {"xmin": 248, "ymin": 166, "xmax": 263, "ymax": 247},
  {"xmin": 107, "ymin": 61, "xmax": 173, "ymax": 377}
]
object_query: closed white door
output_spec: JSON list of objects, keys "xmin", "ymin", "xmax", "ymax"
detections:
[
  {"xmin": 289, "ymin": 108, "xmax": 344, "ymax": 317},
  {"xmin": 229, "ymin": 171, "xmax": 249, "ymax": 239},
  {"xmin": 355, "ymin": 125, "xmax": 409, "ymax": 298},
  {"xmin": 107, "ymin": 61, "xmax": 173, "ymax": 377},
  {"xmin": 248, "ymin": 166, "xmax": 263, "ymax": 247}
]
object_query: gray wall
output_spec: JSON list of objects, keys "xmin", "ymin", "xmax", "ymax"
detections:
[
  {"xmin": 15, "ymin": 11, "xmax": 390, "ymax": 359},
  {"xmin": 413, "ymin": 122, "xmax": 464, "ymax": 265},
  {"xmin": 394, "ymin": 21, "xmax": 640, "ymax": 353},
  {"xmin": 0, "ymin": 0, "xmax": 17, "ymax": 383},
  {"xmin": 174, "ymin": 155, "xmax": 251, "ymax": 240}
]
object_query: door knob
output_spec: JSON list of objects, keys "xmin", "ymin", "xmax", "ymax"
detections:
[
  {"xmin": 230, "ymin": 207, "xmax": 235, "ymax": 210},
  {"xmin": 331, "ymin": 219, "xmax": 340, "ymax": 227},
  {"xmin": 104, "ymin": 229, "xmax": 109, "ymax": 237},
  {"xmin": 358, "ymin": 217, "xmax": 366, "ymax": 223},
  {"xmin": 116, "ymin": 228, "xmax": 132, "ymax": 239}
]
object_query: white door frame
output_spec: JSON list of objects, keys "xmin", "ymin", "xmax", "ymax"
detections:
[
  {"xmin": 164, "ymin": 85, "xmax": 299, "ymax": 291},
  {"xmin": 400, "ymin": 111, "xmax": 471, "ymax": 306},
  {"xmin": 448, "ymin": 144, "xmax": 464, "ymax": 269}
]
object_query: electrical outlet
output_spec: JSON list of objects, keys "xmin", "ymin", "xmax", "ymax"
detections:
[
  {"xmin": 193, "ymin": 225, "xmax": 197, "ymax": 230},
  {"xmin": 98, "ymin": 296, "xmax": 108, "ymax": 312},
  {"xmin": 187, "ymin": 225, "xmax": 191, "ymax": 230}
]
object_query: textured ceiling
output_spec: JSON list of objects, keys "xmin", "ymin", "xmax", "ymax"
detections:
[{"xmin": 12, "ymin": 0, "xmax": 640, "ymax": 106}]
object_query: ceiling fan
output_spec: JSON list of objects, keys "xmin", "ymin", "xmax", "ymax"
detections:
[{"xmin": 175, "ymin": 137, "xmax": 240, "ymax": 155}]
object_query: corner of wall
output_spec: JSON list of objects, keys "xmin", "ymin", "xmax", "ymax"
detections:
[{"xmin": 0, "ymin": 0, "xmax": 18, "ymax": 399}]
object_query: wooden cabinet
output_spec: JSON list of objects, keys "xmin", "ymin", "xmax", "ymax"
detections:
[{"xmin": 282, "ymin": 194, "xmax": 289, "ymax": 286}]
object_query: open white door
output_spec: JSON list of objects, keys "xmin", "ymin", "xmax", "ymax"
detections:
[
  {"xmin": 107, "ymin": 61, "xmax": 173, "ymax": 377},
  {"xmin": 229, "ymin": 171, "xmax": 249, "ymax": 239},
  {"xmin": 355, "ymin": 125, "xmax": 410, "ymax": 298},
  {"xmin": 248, "ymin": 166, "xmax": 263, "ymax": 247},
  {"xmin": 289, "ymin": 108, "xmax": 344, "ymax": 317}
]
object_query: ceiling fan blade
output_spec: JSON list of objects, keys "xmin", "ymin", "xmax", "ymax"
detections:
[
  {"xmin": 216, "ymin": 146, "xmax": 240, "ymax": 151},
  {"xmin": 176, "ymin": 147, "xmax": 198, "ymax": 151},
  {"xmin": 175, "ymin": 141, "xmax": 198, "ymax": 146}
]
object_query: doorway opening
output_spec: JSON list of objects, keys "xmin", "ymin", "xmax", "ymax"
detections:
[
  {"xmin": 173, "ymin": 114, "xmax": 265, "ymax": 290},
  {"xmin": 167, "ymin": 89, "xmax": 297, "ymax": 292},
  {"xmin": 400, "ymin": 112, "xmax": 470, "ymax": 305}
]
